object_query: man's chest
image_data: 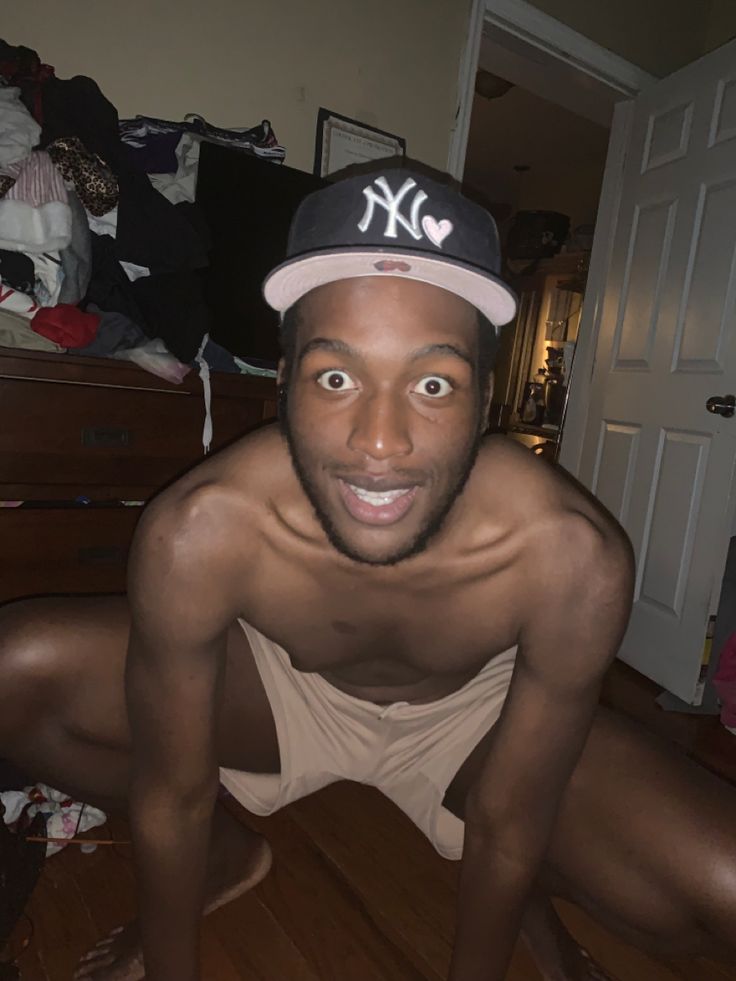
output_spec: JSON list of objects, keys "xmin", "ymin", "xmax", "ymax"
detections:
[{"xmin": 240, "ymin": 562, "xmax": 520, "ymax": 677}]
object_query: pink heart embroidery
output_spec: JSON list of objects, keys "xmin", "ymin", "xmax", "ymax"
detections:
[{"xmin": 421, "ymin": 215, "xmax": 453, "ymax": 248}]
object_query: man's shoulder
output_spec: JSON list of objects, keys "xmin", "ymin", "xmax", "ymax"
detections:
[
  {"xmin": 471, "ymin": 435, "xmax": 632, "ymax": 576},
  {"xmin": 470, "ymin": 435, "xmax": 566, "ymax": 519},
  {"xmin": 133, "ymin": 425, "xmax": 293, "ymax": 565}
]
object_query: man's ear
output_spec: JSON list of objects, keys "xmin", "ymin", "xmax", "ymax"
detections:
[{"xmin": 277, "ymin": 358, "xmax": 286, "ymax": 387}]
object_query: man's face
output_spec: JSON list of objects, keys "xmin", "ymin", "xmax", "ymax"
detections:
[{"xmin": 281, "ymin": 277, "xmax": 488, "ymax": 566}]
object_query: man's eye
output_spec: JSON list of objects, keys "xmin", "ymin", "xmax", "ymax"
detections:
[
  {"xmin": 413, "ymin": 376, "xmax": 453, "ymax": 398},
  {"xmin": 316, "ymin": 369, "xmax": 357, "ymax": 391}
]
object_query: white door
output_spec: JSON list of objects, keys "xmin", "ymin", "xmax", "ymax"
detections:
[{"xmin": 564, "ymin": 39, "xmax": 736, "ymax": 703}]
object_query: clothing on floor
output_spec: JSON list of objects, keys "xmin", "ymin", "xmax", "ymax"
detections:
[
  {"xmin": 0, "ymin": 250, "xmax": 34, "ymax": 294},
  {"xmin": 74, "ymin": 304, "xmax": 147, "ymax": 356},
  {"xmin": 58, "ymin": 189, "xmax": 92, "ymax": 304},
  {"xmin": 0, "ymin": 39, "xmax": 55, "ymax": 123},
  {"xmin": 0, "ymin": 36, "xmax": 277, "ymax": 368},
  {"xmin": 196, "ymin": 335, "xmax": 241, "ymax": 373},
  {"xmin": 0, "ymin": 85, "xmax": 40, "ymax": 177},
  {"xmin": 129, "ymin": 269, "xmax": 213, "ymax": 363},
  {"xmin": 0, "ymin": 307, "xmax": 64, "ymax": 351},
  {"xmin": 1, "ymin": 784, "xmax": 106, "ymax": 857},
  {"xmin": 47, "ymin": 135, "xmax": 118, "ymax": 216},
  {"xmin": 113, "ymin": 337, "xmax": 191, "ymax": 384},
  {"xmin": 120, "ymin": 114, "xmax": 285, "ymax": 166},
  {"xmin": 714, "ymin": 633, "xmax": 736, "ymax": 734},
  {"xmin": 0, "ymin": 282, "xmax": 38, "ymax": 318},
  {"xmin": 31, "ymin": 302, "xmax": 100, "ymax": 348},
  {"xmin": 30, "ymin": 251, "xmax": 63, "ymax": 307},
  {"xmin": 148, "ymin": 131, "xmax": 201, "ymax": 205},
  {"xmin": 0, "ymin": 150, "xmax": 71, "ymax": 253}
]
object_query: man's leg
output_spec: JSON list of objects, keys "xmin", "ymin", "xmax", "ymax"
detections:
[
  {"xmin": 444, "ymin": 704, "xmax": 736, "ymax": 978},
  {"xmin": 0, "ymin": 596, "xmax": 281, "ymax": 981}
]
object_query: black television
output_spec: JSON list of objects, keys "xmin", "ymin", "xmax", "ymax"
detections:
[{"xmin": 196, "ymin": 142, "xmax": 327, "ymax": 365}]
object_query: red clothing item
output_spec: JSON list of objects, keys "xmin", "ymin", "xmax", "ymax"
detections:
[{"xmin": 31, "ymin": 304, "xmax": 100, "ymax": 348}]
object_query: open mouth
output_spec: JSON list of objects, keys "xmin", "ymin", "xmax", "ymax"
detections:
[{"xmin": 337, "ymin": 479, "xmax": 419, "ymax": 526}]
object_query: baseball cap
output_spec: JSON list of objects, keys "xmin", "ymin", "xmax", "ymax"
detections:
[{"xmin": 263, "ymin": 166, "xmax": 517, "ymax": 332}]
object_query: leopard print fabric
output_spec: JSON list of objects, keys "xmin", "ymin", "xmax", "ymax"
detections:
[{"xmin": 47, "ymin": 136, "xmax": 118, "ymax": 216}]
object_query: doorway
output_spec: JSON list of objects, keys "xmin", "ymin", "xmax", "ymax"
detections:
[{"xmin": 461, "ymin": 20, "xmax": 626, "ymax": 457}]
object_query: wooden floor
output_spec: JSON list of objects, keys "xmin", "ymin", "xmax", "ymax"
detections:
[{"xmin": 8, "ymin": 661, "xmax": 736, "ymax": 980}]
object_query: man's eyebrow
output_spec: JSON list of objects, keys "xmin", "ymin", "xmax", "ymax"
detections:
[
  {"xmin": 296, "ymin": 337, "xmax": 361, "ymax": 364},
  {"xmin": 296, "ymin": 338, "xmax": 473, "ymax": 369},
  {"xmin": 408, "ymin": 343, "xmax": 473, "ymax": 369}
]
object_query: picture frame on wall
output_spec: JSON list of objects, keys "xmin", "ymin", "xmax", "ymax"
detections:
[{"xmin": 314, "ymin": 108, "xmax": 406, "ymax": 178}]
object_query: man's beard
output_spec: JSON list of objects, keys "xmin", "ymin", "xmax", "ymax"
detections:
[{"xmin": 280, "ymin": 401, "xmax": 483, "ymax": 567}]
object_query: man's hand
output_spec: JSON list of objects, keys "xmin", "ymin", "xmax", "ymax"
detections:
[{"xmin": 449, "ymin": 513, "xmax": 634, "ymax": 981}]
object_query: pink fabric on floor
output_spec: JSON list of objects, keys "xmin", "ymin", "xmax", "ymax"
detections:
[{"xmin": 714, "ymin": 632, "xmax": 736, "ymax": 729}]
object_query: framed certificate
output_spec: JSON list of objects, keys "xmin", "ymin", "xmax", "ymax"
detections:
[{"xmin": 314, "ymin": 108, "xmax": 406, "ymax": 178}]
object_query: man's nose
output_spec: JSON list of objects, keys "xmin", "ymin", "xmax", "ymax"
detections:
[{"xmin": 347, "ymin": 390, "xmax": 413, "ymax": 461}]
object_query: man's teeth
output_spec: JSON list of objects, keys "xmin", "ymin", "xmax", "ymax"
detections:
[{"xmin": 348, "ymin": 484, "xmax": 411, "ymax": 506}]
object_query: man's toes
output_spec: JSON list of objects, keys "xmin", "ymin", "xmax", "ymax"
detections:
[
  {"xmin": 74, "ymin": 936, "xmax": 122, "ymax": 977},
  {"xmin": 78, "ymin": 944, "xmax": 113, "ymax": 966},
  {"xmin": 75, "ymin": 953, "xmax": 113, "ymax": 978}
]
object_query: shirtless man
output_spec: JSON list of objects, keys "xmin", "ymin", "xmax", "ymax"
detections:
[{"xmin": 1, "ymin": 167, "xmax": 736, "ymax": 981}]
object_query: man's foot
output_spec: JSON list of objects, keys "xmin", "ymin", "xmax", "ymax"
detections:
[{"xmin": 74, "ymin": 810, "xmax": 272, "ymax": 980}]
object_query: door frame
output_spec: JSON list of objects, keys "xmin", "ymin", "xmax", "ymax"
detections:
[
  {"xmin": 448, "ymin": 0, "xmax": 656, "ymax": 477},
  {"xmin": 448, "ymin": 0, "xmax": 656, "ymax": 181}
]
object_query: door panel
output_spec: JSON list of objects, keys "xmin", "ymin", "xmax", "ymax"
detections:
[{"xmin": 568, "ymin": 38, "xmax": 736, "ymax": 700}]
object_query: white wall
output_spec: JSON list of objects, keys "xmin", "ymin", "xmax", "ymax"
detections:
[{"xmin": 3, "ymin": 0, "xmax": 472, "ymax": 174}]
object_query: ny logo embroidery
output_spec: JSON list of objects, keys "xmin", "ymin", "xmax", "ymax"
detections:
[
  {"xmin": 357, "ymin": 176, "xmax": 454, "ymax": 248},
  {"xmin": 358, "ymin": 177, "xmax": 427, "ymax": 241}
]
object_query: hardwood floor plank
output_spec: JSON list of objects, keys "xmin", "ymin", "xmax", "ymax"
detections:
[
  {"xmin": 60, "ymin": 834, "xmax": 137, "ymax": 945},
  {"xmin": 246, "ymin": 804, "xmax": 433, "ymax": 979},
  {"xmin": 207, "ymin": 889, "xmax": 320, "ymax": 981},
  {"xmin": 286, "ymin": 783, "xmax": 455, "ymax": 976},
  {"xmin": 199, "ymin": 918, "xmax": 261, "ymax": 981},
  {"xmin": 9, "ymin": 918, "xmax": 47, "ymax": 981},
  {"xmin": 22, "ymin": 848, "xmax": 100, "ymax": 981}
]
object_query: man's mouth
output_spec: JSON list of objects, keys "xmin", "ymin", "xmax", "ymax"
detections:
[{"xmin": 337, "ymin": 479, "xmax": 419, "ymax": 525}]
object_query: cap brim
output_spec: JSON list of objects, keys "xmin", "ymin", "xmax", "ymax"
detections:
[{"xmin": 263, "ymin": 250, "xmax": 517, "ymax": 330}]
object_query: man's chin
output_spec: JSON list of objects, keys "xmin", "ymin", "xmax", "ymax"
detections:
[
  {"xmin": 328, "ymin": 535, "xmax": 430, "ymax": 567},
  {"xmin": 321, "ymin": 516, "xmax": 437, "ymax": 567}
]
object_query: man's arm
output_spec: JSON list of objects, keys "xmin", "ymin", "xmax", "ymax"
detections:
[
  {"xmin": 449, "ymin": 513, "xmax": 634, "ymax": 981},
  {"xmin": 124, "ymin": 487, "xmax": 244, "ymax": 981}
]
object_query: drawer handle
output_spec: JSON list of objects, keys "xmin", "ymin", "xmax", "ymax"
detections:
[
  {"xmin": 81, "ymin": 427, "xmax": 131, "ymax": 448},
  {"xmin": 77, "ymin": 546, "xmax": 126, "ymax": 565}
]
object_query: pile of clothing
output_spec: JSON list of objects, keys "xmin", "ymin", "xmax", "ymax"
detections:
[
  {"xmin": 0, "ymin": 39, "xmax": 285, "ymax": 382},
  {"xmin": 1, "ymin": 784, "xmax": 107, "ymax": 857}
]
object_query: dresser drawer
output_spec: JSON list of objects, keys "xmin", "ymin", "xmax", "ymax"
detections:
[
  {"xmin": 0, "ymin": 376, "xmax": 274, "ymax": 499},
  {"xmin": 0, "ymin": 507, "xmax": 142, "ymax": 604}
]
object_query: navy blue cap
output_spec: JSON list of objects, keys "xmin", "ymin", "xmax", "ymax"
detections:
[{"xmin": 263, "ymin": 167, "xmax": 517, "ymax": 331}]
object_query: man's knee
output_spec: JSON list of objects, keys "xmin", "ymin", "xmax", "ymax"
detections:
[{"xmin": 0, "ymin": 599, "xmax": 68, "ymax": 724}]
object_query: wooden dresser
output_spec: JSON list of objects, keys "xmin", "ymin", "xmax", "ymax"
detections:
[{"xmin": 0, "ymin": 347, "xmax": 277, "ymax": 604}]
